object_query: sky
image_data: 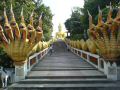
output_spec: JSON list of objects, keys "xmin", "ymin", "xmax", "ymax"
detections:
[{"xmin": 42, "ymin": 0, "xmax": 84, "ymax": 36}]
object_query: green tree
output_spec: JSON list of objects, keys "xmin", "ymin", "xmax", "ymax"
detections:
[{"xmin": 64, "ymin": 7, "xmax": 84, "ymax": 40}]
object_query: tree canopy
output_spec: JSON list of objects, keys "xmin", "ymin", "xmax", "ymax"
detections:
[{"xmin": 64, "ymin": 7, "xmax": 84, "ymax": 40}]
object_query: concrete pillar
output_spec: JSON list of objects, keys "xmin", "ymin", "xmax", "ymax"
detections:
[
  {"xmin": 36, "ymin": 55, "xmax": 39, "ymax": 63},
  {"xmin": 117, "ymin": 67, "xmax": 120, "ymax": 80},
  {"xmin": 107, "ymin": 62, "xmax": 117, "ymax": 80},
  {"xmin": 98, "ymin": 58, "xmax": 103, "ymax": 69},
  {"xmin": 104, "ymin": 61, "xmax": 108, "ymax": 75},
  {"xmin": 28, "ymin": 59, "xmax": 30, "ymax": 72},
  {"xmin": 87, "ymin": 54, "xmax": 90, "ymax": 61},
  {"xmin": 104, "ymin": 61, "xmax": 117, "ymax": 80},
  {"xmin": 15, "ymin": 62, "xmax": 27, "ymax": 82}
]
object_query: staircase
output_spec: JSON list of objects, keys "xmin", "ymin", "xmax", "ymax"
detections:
[{"xmin": 9, "ymin": 40, "xmax": 120, "ymax": 90}]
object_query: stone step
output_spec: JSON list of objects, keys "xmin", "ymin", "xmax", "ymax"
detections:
[
  {"xmin": 45, "ymin": 56, "xmax": 80, "ymax": 59},
  {"xmin": 27, "ymin": 70, "xmax": 105, "ymax": 76},
  {"xmin": 27, "ymin": 69, "xmax": 106, "ymax": 79},
  {"xmin": 35, "ymin": 64, "xmax": 93, "ymax": 68},
  {"xmin": 36, "ymin": 62, "xmax": 91, "ymax": 64},
  {"xmin": 34, "ymin": 61, "xmax": 93, "ymax": 65},
  {"xmin": 26, "ymin": 75, "xmax": 106, "ymax": 79},
  {"xmin": 38, "ymin": 59, "xmax": 85, "ymax": 62},
  {"xmin": 32, "ymin": 67, "xmax": 97, "ymax": 71},
  {"xmin": 9, "ymin": 83, "xmax": 120, "ymax": 90},
  {"xmin": 19, "ymin": 78, "xmax": 112, "ymax": 84}
]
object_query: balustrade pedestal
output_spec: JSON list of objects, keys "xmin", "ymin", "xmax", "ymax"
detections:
[
  {"xmin": 15, "ymin": 61, "xmax": 27, "ymax": 82},
  {"xmin": 104, "ymin": 61, "xmax": 120, "ymax": 81}
]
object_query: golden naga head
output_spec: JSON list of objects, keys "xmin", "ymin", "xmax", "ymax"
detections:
[
  {"xmin": 87, "ymin": 10, "xmax": 95, "ymax": 30},
  {"xmin": 36, "ymin": 13, "xmax": 43, "ymax": 42},
  {"xmin": 104, "ymin": 3, "xmax": 114, "ymax": 31},
  {"xmin": 19, "ymin": 8, "xmax": 27, "ymax": 41},
  {"xmin": 106, "ymin": 3, "xmax": 113, "ymax": 25},
  {"xmin": 96, "ymin": 7, "xmax": 104, "ymax": 28},
  {"xmin": 4, "ymin": 8, "xmax": 14, "ymax": 41},
  {"xmin": 114, "ymin": 8, "xmax": 120, "ymax": 25},
  {"xmin": 4, "ymin": 8, "xmax": 9, "ymax": 26},
  {"xmin": 27, "ymin": 11, "xmax": 36, "ymax": 43},
  {"xmin": 0, "ymin": 25, "xmax": 8, "ymax": 47},
  {"xmin": 19, "ymin": 8, "xmax": 26, "ymax": 28},
  {"xmin": 27, "ymin": 11, "xmax": 35, "ymax": 31},
  {"xmin": 88, "ymin": 5, "xmax": 120, "ymax": 61},
  {"xmin": 87, "ymin": 10, "xmax": 97, "ymax": 40},
  {"xmin": 0, "ymin": 5, "xmax": 43, "ymax": 65},
  {"xmin": 10, "ymin": 4, "xmax": 20, "ymax": 39},
  {"xmin": 37, "ymin": 13, "xmax": 43, "ymax": 33},
  {"xmin": 97, "ymin": 7, "xmax": 103, "ymax": 26},
  {"xmin": 10, "ymin": 4, "xmax": 17, "ymax": 27}
]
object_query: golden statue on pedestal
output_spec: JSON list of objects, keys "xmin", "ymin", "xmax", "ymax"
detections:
[
  {"xmin": 0, "ymin": 5, "xmax": 43, "ymax": 65},
  {"xmin": 56, "ymin": 24, "xmax": 66, "ymax": 39}
]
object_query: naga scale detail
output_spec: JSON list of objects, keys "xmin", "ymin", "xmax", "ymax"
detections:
[{"xmin": 88, "ymin": 5, "xmax": 120, "ymax": 61}]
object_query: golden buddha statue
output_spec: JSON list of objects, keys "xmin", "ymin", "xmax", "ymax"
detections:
[{"xmin": 56, "ymin": 23, "xmax": 66, "ymax": 39}]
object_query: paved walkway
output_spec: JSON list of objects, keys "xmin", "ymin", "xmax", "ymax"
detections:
[{"xmin": 28, "ymin": 40, "xmax": 104, "ymax": 78}]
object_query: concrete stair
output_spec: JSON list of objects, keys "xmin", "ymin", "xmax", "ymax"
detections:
[
  {"xmin": 8, "ymin": 40, "xmax": 120, "ymax": 90},
  {"xmin": 9, "ymin": 84, "xmax": 120, "ymax": 90},
  {"xmin": 18, "ymin": 78, "xmax": 112, "ymax": 84},
  {"xmin": 10, "ymin": 75, "xmax": 118, "ymax": 90},
  {"xmin": 32, "ymin": 67, "xmax": 97, "ymax": 71},
  {"xmin": 9, "ymin": 77, "xmax": 117, "ymax": 89}
]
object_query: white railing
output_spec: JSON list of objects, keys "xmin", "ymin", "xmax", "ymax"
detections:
[
  {"xmin": 66, "ymin": 43, "xmax": 120, "ymax": 81},
  {"xmin": 67, "ymin": 45, "xmax": 105, "ymax": 73},
  {"xmin": 27, "ymin": 48, "xmax": 50, "ymax": 72}
]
